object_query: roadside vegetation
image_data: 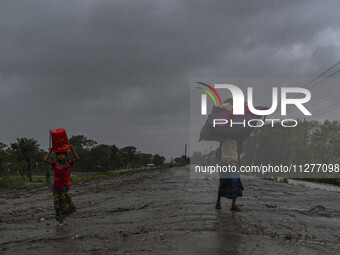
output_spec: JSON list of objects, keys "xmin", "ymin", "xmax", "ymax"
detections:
[{"xmin": 0, "ymin": 134, "xmax": 187, "ymax": 189}]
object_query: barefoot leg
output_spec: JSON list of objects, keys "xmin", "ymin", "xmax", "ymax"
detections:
[
  {"xmin": 231, "ymin": 198, "xmax": 236, "ymax": 208},
  {"xmin": 215, "ymin": 195, "xmax": 222, "ymax": 209}
]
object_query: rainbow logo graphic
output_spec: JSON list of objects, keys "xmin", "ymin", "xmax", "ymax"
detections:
[{"xmin": 196, "ymin": 82, "xmax": 223, "ymax": 107}]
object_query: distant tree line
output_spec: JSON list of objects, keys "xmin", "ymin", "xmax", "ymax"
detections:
[
  {"xmin": 241, "ymin": 119, "xmax": 340, "ymax": 166},
  {"xmin": 191, "ymin": 119, "xmax": 340, "ymax": 185},
  {"xmin": 0, "ymin": 135, "xmax": 167, "ymax": 181}
]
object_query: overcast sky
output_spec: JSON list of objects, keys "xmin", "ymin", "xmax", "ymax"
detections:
[{"xmin": 1, "ymin": 0, "xmax": 340, "ymax": 160}]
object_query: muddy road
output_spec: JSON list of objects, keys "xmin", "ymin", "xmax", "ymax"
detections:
[{"xmin": 1, "ymin": 166, "xmax": 339, "ymax": 254}]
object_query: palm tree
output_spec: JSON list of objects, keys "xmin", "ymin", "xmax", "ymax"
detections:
[
  {"xmin": 326, "ymin": 130, "xmax": 340, "ymax": 163},
  {"xmin": 11, "ymin": 138, "xmax": 40, "ymax": 182},
  {"xmin": 0, "ymin": 142, "xmax": 8, "ymax": 175}
]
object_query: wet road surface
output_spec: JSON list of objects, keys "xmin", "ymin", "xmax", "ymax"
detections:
[{"xmin": 1, "ymin": 166, "xmax": 339, "ymax": 254}]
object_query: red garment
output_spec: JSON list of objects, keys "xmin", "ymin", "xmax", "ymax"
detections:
[{"xmin": 52, "ymin": 159, "xmax": 76, "ymax": 188}]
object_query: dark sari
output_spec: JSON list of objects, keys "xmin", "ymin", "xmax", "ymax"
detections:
[{"xmin": 218, "ymin": 162, "xmax": 244, "ymax": 199}]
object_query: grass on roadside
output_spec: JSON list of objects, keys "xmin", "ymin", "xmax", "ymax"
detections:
[
  {"xmin": 0, "ymin": 165, "xmax": 176, "ymax": 190},
  {"xmin": 265, "ymin": 177, "xmax": 288, "ymax": 183},
  {"xmin": 0, "ymin": 176, "xmax": 28, "ymax": 190}
]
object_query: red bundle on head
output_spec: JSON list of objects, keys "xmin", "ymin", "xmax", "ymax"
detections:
[{"xmin": 51, "ymin": 128, "xmax": 71, "ymax": 152}]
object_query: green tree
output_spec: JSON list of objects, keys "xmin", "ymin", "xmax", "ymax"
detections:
[
  {"xmin": 88, "ymin": 144, "xmax": 112, "ymax": 171},
  {"xmin": 152, "ymin": 154, "xmax": 165, "ymax": 166},
  {"xmin": 313, "ymin": 120, "xmax": 340, "ymax": 163},
  {"xmin": 288, "ymin": 120, "xmax": 320, "ymax": 164},
  {"xmin": 119, "ymin": 146, "xmax": 137, "ymax": 168},
  {"xmin": 174, "ymin": 155, "xmax": 187, "ymax": 164},
  {"xmin": 11, "ymin": 138, "xmax": 40, "ymax": 182},
  {"xmin": 0, "ymin": 142, "xmax": 9, "ymax": 175},
  {"xmin": 69, "ymin": 135, "xmax": 97, "ymax": 152},
  {"xmin": 136, "ymin": 152, "xmax": 153, "ymax": 167},
  {"xmin": 241, "ymin": 123, "xmax": 292, "ymax": 165},
  {"xmin": 110, "ymin": 145, "xmax": 121, "ymax": 169},
  {"xmin": 68, "ymin": 135, "xmax": 97, "ymax": 171}
]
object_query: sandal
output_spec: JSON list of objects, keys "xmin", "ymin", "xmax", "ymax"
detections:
[{"xmin": 230, "ymin": 205, "xmax": 241, "ymax": 211}]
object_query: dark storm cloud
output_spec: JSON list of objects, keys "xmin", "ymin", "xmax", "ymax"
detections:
[{"xmin": 1, "ymin": 0, "xmax": 340, "ymax": 158}]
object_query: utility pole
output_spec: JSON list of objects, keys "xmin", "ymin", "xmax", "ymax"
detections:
[
  {"xmin": 46, "ymin": 129, "xmax": 51, "ymax": 182},
  {"xmin": 251, "ymin": 116, "xmax": 266, "ymax": 165},
  {"xmin": 184, "ymin": 144, "xmax": 187, "ymax": 164}
]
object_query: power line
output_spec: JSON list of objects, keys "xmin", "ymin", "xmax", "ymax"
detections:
[
  {"xmin": 303, "ymin": 61, "xmax": 340, "ymax": 89},
  {"xmin": 278, "ymin": 63, "xmax": 340, "ymax": 117},
  {"xmin": 287, "ymin": 68, "xmax": 340, "ymax": 103},
  {"xmin": 308, "ymin": 69, "xmax": 340, "ymax": 90},
  {"xmin": 287, "ymin": 61, "xmax": 340, "ymax": 101},
  {"xmin": 310, "ymin": 101, "xmax": 340, "ymax": 118},
  {"xmin": 312, "ymin": 106, "xmax": 340, "ymax": 118},
  {"xmin": 289, "ymin": 98, "xmax": 340, "ymax": 118},
  {"xmin": 287, "ymin": 85, "xmax": 340, "ymax": 116}
]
